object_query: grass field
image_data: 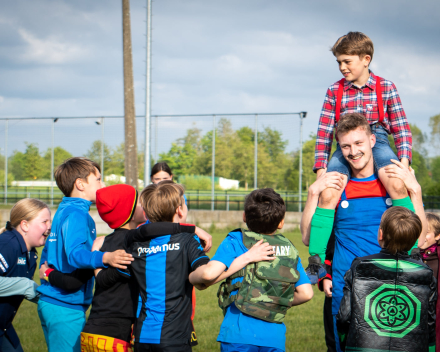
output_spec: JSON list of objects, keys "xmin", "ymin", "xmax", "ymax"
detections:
[{"xmin": 13, "ymin": 229, "xmax": 327, "ymax": 352}]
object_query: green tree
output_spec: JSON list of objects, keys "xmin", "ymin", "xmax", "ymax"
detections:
[
  {"xmin": 409, "ymin": 123, "xmax": 427, "ymax": 157},
  {"xmin": 0, "ymin": 170, "xmax": 14, "ymax": 185},
  {"xmin": 258, "ymin": 127, "xmax": 288, "ymax": 163},
  {"xmin": 429, "ymin": 113, "xmax": 440, "ymax": 151},
  {"xmin": 42, "ymin": 147, "xmax": 72, "ymax": 179},
  {"xmin": 232, "ymin": 127, "xmax": 255, "ymax": 189},
  {"xmin": 9, "ymin": 143, "xmax": 45, "ymax": 180},
  {"xmin": 106, "ymin": 143, "xmax": 125, "ymax": 176},
  {"xmin": 85, "ymin": 140, "xmax": 112, "ymax": 170},
  {"xmin": 159, "ymin": 127, "xmax": 202, "ymax": 177}
]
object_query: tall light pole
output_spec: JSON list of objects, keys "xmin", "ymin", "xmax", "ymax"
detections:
[
  {"xmin": 254, "ymin": 114, "xmax": 258, "ymax": 189},
  {"xmin": 95, "ymin": 118, "xmax": 105, "ymax": 180},
  {"xmin": 298, "ymin": 111, "xmax": 307, "ymax": 212},
  {"xmin": 50, "ymin": 118, "xmax": 59, "ymax": 206},
  {"xmin": 211, "ymin": 115, "xmax": 216, "ymax": 211},
  {"xmin": 144, "ymin": 0, "xmax": 152, "ymax": 187},
  {"xmin": 4, "ymin": 120, "xmax": 8, "ymax": 205}
]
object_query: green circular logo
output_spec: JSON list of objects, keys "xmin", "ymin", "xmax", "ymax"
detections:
[{"xmin": 364, "ymin": 284, "xmax": 421, "ymax": 338}]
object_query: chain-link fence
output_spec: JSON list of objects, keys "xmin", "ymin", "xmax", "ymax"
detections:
[{"xmin": 0, "ymin": 112, "xmax": 308, "ymax": 210}]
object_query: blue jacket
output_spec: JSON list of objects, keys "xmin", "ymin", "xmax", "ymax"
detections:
[
  {"xmin": 0, "ymin": 229, "xmax": 38, "ymax": 349},
  {"xmin": 37, "ymin": 197, "xmax": 105, "ymax": 311}
]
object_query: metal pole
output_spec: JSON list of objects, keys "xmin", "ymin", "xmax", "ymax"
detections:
[
  {"xmin": 51, "ymin": 120, "xmax": 54, "ymax": 206},
  {"xmin": 144, "ymin": 0, "xmax": 152, "ymax": 187},
  {"xmin": 298, "ymin": 115, "xmax": 303, "ymax": 212},
  {"xmin": 155, "ymin": 115, "xmax": 158, "ymax": 163},
  {"xmin": 101, "ymin": 117, "xmax": 105, "ymax": 180},
  {"xmin": 4, "ymin": 120, "xmax": 7, "ymax": 205},
  {"xmin": 254, "ymin": 114, "xmax": 258, "ymax": 189},
  {"xmin": 298, "ymin": 112, "xmax": 307, "ymax": 212},
  {"xmin": 211, "ymin": 115, "xmax": 216, "ymax": 211}
]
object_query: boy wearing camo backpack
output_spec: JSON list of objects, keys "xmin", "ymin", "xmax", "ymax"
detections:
[{"xmin": 190, "ymin": 188, "xmax": 313, "ymax": 352}]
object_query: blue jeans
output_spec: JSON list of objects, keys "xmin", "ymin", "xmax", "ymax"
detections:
[
  {"xmin": 221, "ymin": 342, "xmax": 284, "ymax": 352},
  {"xmin": 327, "ymin": 124, "xmax": 398, "ymax": 178},
  {"xmin": 38, "ymin": 300, "xmax": 86, "ymax": 352}
]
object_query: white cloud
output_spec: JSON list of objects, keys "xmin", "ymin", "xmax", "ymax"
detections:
[{"xmin": 17, "ymin": 27, "xmax": 89, "ymax": 65}]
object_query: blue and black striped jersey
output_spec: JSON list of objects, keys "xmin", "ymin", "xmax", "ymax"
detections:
[{"xmin": 131, "ymin": 232, "xmax": 209, "ymax": 345}]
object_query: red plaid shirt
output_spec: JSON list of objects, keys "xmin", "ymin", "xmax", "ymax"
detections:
[{"xmin": 313, "ymin": 72, "xmax": 412, "ymax": 171}]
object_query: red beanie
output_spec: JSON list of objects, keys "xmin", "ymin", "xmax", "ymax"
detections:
[{"xmin": 96, "ymin": 184, "xmax": 138, "ymax": 229}]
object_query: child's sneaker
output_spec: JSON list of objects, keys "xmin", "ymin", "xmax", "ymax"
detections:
[{"xmin": 305, "ymin": 255, "xmax": 327, "ymax": 285}]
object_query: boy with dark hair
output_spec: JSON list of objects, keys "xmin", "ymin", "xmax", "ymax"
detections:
[
  {"xmin": 309, "ymin": 31, "xmax": 414, "ymax": 276},
  {"xmin": 37, "ymin": 157, "xmax": 134, "ymax": 352},
  {"xmin": 337, "ymin": 206, "xmax": 436, "ymax": 352},
  {"xmin": 190, "ymin": 188, "xmax": 313, "ymax": 352}
]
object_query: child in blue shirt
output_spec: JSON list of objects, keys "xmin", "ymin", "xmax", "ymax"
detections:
[
  {"xmin": 190, "ymin": 188, "xmax": 313, "ymax": 352},
  {"xmin": 37, "ymin": 157, "xmax": 133, "ymax": 352}
]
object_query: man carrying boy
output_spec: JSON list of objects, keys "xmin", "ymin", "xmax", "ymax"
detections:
[
  {"xmin": 190, "ymin": 188, "xmax": 314, "ymax": 352},
  {"xmin": 301, "ymin": 114, "xmax": 426, "ymax": 352},
  {"xmin": 337, "ymin": 206, "xmax": 436, "ymax": 352},
  {"xmin": 309, "ymin": 31, "xmax": 414, "ymax": 271},
  {"xmin": 37, "ymin": 157, "xmax": 133, "ymax": 352}
]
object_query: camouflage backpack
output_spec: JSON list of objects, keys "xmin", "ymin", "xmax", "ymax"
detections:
[{"xmin": 217, "ymin": 229, "xmax": 300, "ymax": 323}]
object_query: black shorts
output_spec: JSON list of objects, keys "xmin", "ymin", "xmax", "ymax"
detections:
[{"xmin": 134, "ymin": 341, "xmax": 192, "ymax": 352}]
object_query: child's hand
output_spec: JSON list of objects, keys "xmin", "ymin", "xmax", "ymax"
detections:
[
  {"xmin": 323, "ymin": 279, "xmax": 332, "ymax": 298},
  {"xmin": 103, "ymin": 250, "xmax": 134, "ymax": 270},
  {"xmin": 384, "ymin": 159, "xmax": 420, "ymax": 194},
  {"xmin": 309, "ymin": 171, "xmax": 344, "ymax": 197},
  {"xmin": 39, "ymin": 261, "xmax": 49, "ymax": 280},
  {"xmin": 245, "ymin": 239, "xmax": 276, "ymax": 263},
  {"xmin": 195, "ymin": 227, "xmax": 212, "ymax": 253},
  {"xmin": 92, "ymin": 236, "xmax": 105, "ymax": 252}
]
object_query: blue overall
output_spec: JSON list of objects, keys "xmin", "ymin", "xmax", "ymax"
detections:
[{"xmin": 331, "ymin": 174, "xmax": 391, "ymax": 351}]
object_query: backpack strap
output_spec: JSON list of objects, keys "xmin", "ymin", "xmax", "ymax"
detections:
[
  {"xmin": 335, "ymin": 79, "xmax": 345, "ymax": 123},
  {"xmin": 375, "ymin": 75, "xmax": 384, "ymax": 123}
]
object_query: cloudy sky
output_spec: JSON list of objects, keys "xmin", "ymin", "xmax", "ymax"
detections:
[{"xmin": 0, "ymin": 0, "xmax": 439, "ymax": 157}]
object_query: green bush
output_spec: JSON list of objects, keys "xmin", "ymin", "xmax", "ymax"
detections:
[
  {"xmin": 0, "ymin": 170, "xmax": 14, "ymax": 186},
  {"xmin": 179, "ymin": 175, "xmax": 212, "ymax": 190}
]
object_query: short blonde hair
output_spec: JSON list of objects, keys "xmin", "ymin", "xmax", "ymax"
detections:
[
  {"xmin": 426, "ymin": 213, "xmax": 440, "ymax": 238},
  {"xmin": 140, "ymin": 181, "xmax": 184, "ymax": 223},
  {"xmin": 331, "ymin": 31, "xmax": 374, "ymax": 63},
  {"xmin": 0, "ymin": 198, "xmax": 49, "ymax": 234},
  {"xmin": 380, "ymin": 207, "xmax": 422, "ymax": 254}
]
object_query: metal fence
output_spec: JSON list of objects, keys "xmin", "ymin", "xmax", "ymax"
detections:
[
  {"xmin": 2, "ymin": 183, "xmax": 439, "ymax": 212},
  {"xmin": 0, "ymin": 186, "xmax": 306, "ymax": 211},
  {"xmin": 0, "ymin": 112, "xmax": 307, "ymax": 210}
]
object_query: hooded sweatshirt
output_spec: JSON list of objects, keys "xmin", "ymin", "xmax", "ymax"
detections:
[{"xmin": 37, "ymin": 197, "xmax": 105, "ymax": 311}]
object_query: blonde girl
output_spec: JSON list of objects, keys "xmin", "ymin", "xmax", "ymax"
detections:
[{"xmin": 0, "ymin": 198, "xmax": 51, "ymax": 352}]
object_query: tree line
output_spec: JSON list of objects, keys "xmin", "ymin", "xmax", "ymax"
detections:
[{"xmin": 1, "ymin": 114, "xmax": 440, "ymax": 196}]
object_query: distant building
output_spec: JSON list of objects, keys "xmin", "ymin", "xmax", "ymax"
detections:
[{"xmin": 218, "ymin": 177, "xmax": 239, "ymax": 190}]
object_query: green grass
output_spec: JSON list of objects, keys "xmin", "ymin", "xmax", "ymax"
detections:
[{"xmin": 13, "ymin": 230, "xmax": 326, "ymax": 352}]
